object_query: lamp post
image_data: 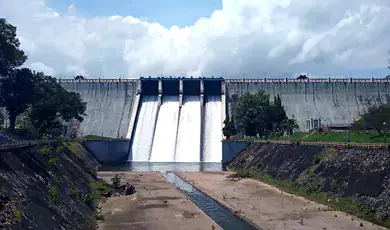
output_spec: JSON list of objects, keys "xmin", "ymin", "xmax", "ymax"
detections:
[{"xmin": 383, "ymin": 122, "xmax": 387, "ymax": 143}]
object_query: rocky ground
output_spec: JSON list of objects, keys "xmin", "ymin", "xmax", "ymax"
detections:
[
  {"xmin": 229, "ymin": 142, "xmax": 390, "ymax": 226},
  {"xmin": 0, "ymin": 141, "xmax": 101, "ymax": 230},
  {"xmin": 97, "ymin": 172, "xmax": 221, "ymax": 230},
  {"xmin": 178, "ymin": 172, "xmax": 386, "ymax": 230}
]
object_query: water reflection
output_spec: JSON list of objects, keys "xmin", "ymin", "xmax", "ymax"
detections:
[{"xmin": 99, "ymin": 162, "xmax": 226, "ymax": 172}]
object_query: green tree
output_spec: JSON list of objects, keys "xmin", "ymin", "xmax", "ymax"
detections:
[
  {"xmin": 222, "ymin": 117, "xmax": 237, "ymax": 139},
  {"xmin": 271, "ymin": 94, "xmax": 287, "ymax": 133},
  {"xmin": 0, "ymin": 18, "xmax": 27, "ymax": 76},
  {"xmin": 235, "ymin": 91, "xmax": 298, "ymax": 138},
  {"xmin": 235, "ymin": 92, "xmax": 272, "ymax": 137},
  {"xmin": 281, "ymin": 118, "xmax": 299, "ymax": 135},
  {"xmin": 0, "ymin": 68, "xmax": 38, "ymax": 130},
  {"xmin": 352, "ymin": 103, "xmax": 390, "ymax": 135},
  {"xmin": 28, "ymin": 74, "xmax": 86, "ymax": 136}
]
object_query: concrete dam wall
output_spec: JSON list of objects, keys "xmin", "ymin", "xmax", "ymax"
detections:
[
  {"xmin": 60, "ymin": 77, "xmax": 390, "ymax": 139},
  {"xmin": 60, "ymin": 79, "xmax": 138, "ymax": 138},
  {"xmin": 226, "ymin": 78, "xmax": 390, "ymax": 130}
]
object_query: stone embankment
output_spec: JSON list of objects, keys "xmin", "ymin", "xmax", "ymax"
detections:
[
  {"xmin": 0, "ymin": 141, "xmax": 101, "ymax": 229},
  {"xmin": 229, "ymin": 142, "xmax": 390, "ymax": 227}
]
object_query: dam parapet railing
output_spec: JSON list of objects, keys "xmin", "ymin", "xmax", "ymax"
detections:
[
  {"xmin": 227, "ymin": 138, "xmax": 389, "ymax": 149},
  {"xmin": 57, "ymin": 77, "xmax": 390, "ymax": 84}
]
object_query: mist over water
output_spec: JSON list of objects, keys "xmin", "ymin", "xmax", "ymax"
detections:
[
  {"xmin": 150, "ymin": 96, "xmax": 180, "ymax": 162},
  {"xmin": 129, "ymin": 96, "xmax": 159, "ymax": 161},
  {"xmin": 202, "ymin": 95, "xmax": 223, "ymax": 162},
  {"xmin": 175, "ymin": 96, "xmax": 201, "ymax": 162}
]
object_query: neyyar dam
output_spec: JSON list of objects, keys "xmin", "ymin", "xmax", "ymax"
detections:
[{"xmin": 60, "ymin": 77, "xmax": 390, "ymax": 162}]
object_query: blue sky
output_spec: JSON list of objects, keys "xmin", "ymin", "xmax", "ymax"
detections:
[{"xmin": 46, "ymin": 0, "xmax": 222, "ymax": 27}]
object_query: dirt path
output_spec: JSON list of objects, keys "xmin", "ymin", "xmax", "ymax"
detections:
[
  {"xmin": 178, "ymin": 172, "xmax": 386, "ymax": 230},
  {"xmin": 97, "ymin": 172, "xmax": 221, "ymax": 230}
]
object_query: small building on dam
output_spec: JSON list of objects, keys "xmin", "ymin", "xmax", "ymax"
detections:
[{"xmin": 60, "ymin": 77, "xmax": 390, "ymax": 163}]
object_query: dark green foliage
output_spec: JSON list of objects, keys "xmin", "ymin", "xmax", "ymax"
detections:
[
  {"xmin": 0, "ymin": 18, "xmax": 27, "ymax": 76},
  {"xmin": 235, "ymin": 92, "xmax": 298, "ymax": 137},
  {"xmin": 28, "ymin": 74, "xmax": 86, "ymax": 136},
  {"xmin": 222, "ymin": 117, "xmax": 237, "ymax": 139},
  {"xmin": 0, "ymin": 68, "xmax": 37, "ymax": 129},
  {"xmin": 352, "ymin": 103, "xmax": 390, "ymax": 136}
]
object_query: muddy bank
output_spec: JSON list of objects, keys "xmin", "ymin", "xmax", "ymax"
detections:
[
  {"xmin": 97, "ymin": 172, "xmax": 220, "ymax": 230},
  {"xmin": 0, "ymin": 141, "xmax": 101, "ymax": 230},
  {"xmin": 179, "ymin": 172, "xmax": 386, "ymax": 230},
  {"xmin": 229, "ymin": 142, "xmax": 390, "ymax": 226}
]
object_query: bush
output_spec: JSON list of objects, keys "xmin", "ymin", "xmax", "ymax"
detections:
[
  {"xmin": 313, "ymin": 155, "xmax": 322, "ymax": 164},
  {"xmin": 111, "ymin": 174, "xmax": 121, "ymax": 189},
  {"xmin": 83, "ymin": 194, "xmax": 94, "ymax": 207},
  {"xmin": 49, "ymin": 186, "xmax": 59, "ymax": 203}
]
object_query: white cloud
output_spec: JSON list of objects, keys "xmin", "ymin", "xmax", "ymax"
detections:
[
  {"xmin": 1, "ymin": 0, "xmax": 390, "ymax": 78},
  {"xmin": 29, "ymin": 62, "xmax": 55, "ymax": 76}
]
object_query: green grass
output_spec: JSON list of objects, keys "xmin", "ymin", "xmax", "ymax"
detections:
[
  {"xmin": 228, "ymin": 167, "xmax": 390, "ymax": 228},
  {"xmin": 259, "ymin": 131, "xmax": 390, "ymax": 144},
  {"xmin": 83, "ymin": 135, "xmax": 118, "ymax": 141}
]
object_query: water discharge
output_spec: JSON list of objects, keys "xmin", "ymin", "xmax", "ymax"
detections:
[
  {"xmin": 150, "ymin": 96, "xmax": 180, "ymax": 162},
  {"xmin": 129, "ymin": 96, "xmax": 159, "ymax": 161},
  {"xmin": 175, "ymin": 96, "xmax": 201, "ymax": 162},
  {"xmin": 202, "ymin": 96, "xmax": 223, "ymax": 162}
]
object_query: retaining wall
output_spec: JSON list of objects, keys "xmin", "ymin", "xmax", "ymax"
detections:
[{"xmin": 83, "ymin": 140, "xmax": 130, "ymax": 164}]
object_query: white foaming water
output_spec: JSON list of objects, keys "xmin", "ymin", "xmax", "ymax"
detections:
[
  {"xmin": 175, "ymin": 96, "xmax": 201, "ymax": 162},
  {"xmin": 150, "ymin": 96, "xmax": 180, "ymax": 162},
  {"xmin": 129, "ymin": 96, "xmax": 159, "ymax": 162},
  {"xmin": 202, "ymin": 96, "xmax": 222, "ymax": 162}
]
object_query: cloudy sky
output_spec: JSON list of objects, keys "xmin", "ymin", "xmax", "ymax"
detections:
[{"xmin": 1, "ymin": 0, "xmax": 390, "ymax": 78}]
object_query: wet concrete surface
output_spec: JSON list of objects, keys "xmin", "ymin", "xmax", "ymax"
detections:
[
  {"xmin": 178, "ymin": 172, "xmax": 387, "ymax": 230},
  {"xmin": 97, "ymin": 172, "xmax": 221, "ymax": 230}
]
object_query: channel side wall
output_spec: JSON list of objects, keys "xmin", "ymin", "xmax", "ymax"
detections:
[
  {"xmin": 221, "ymin": 140, "xmax": 249, "ymax": 164},
  {"xmin": 226, "ymin": 79, "xmax": 390, "ymax": 130},
  {"xmin": 83, "ymin": 140, "xmax": 130, "ymax": 164},
  {"xmin": 60, "ymin": 80, "xmax": 137, "ymax": 138}
]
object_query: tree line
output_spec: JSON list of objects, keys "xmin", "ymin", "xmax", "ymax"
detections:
[
  {"xmin": 223, "ymin": 92, "xmax": 298, "ymax": 139},
  {"xmin": 0, "ymin": 18, "xmax": 86, "ymax": 136}
]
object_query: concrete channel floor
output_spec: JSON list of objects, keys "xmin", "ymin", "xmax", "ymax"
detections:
[
  {"xmin": 97, "ymin": 172, "xmax": 221, "ymax": 230},
  {"xmin": 177, "ymin": 172, "xmax": 387, "ymax": 230}
]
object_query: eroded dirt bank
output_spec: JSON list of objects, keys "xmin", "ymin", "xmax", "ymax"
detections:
[
  {"xmin": 97, "ymin": 172, "xmax": 221, "ymax": 230},
  {"xmin": 178, "ymin": 172, "xmax": 386, "ymax": 230}
]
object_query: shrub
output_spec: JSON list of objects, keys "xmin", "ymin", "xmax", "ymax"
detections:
[
  {"xmin": 111, "ymin": 174, "xmax": 121, "ymax": 189},
  {"xmin": 49, "ymin": 186, "xmax": 59, "ymax": 203},
  {"xmin": 69, "ymin": 184, "xmax": 79, "ymax": 198},
  {"xmin": 38, "ymin": 145, "xmax": 52, "ymax": 155},
  {"xmin": 83, "ymin": 194, "xmax": 93, "ymax": 206},
  {"xmin": 48, "ymin": 156, "xmax": 61, "ymax": 165}
]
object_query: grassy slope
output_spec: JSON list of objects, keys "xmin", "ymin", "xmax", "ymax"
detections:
[
  {"xmin": 247, "ymin": 131, "xmax": 390, "ymax": 143},
  {"xmin": 83, "ymin": 135, "xmax": 118, "ymax": 140}
]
